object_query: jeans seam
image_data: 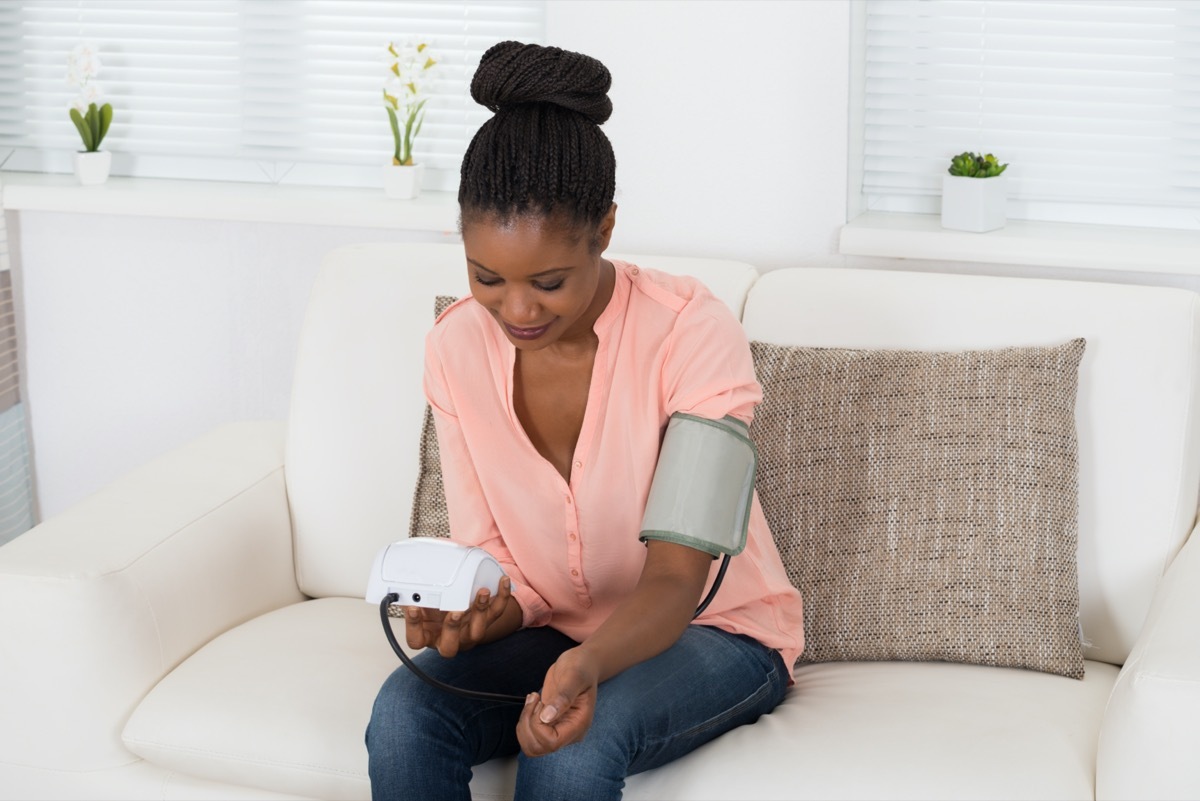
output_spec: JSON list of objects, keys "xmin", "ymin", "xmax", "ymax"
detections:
[{"xmin": 646, "ymin": 656, "xmax": 780, "ymax": 748}]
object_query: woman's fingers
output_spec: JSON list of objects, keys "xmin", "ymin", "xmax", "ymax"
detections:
[
  {"xmin": 517, "ymin": 692, "xmax": 559, "ymax": 757},
  {"xmin": 403, "ymin": 606, "xmax": 441, "ymax": 650},
  {"xmin": 403, "ymin": 578, "xmax": 511, "ymax": 655},
  {"xmin": 467, "ymin": 588, "xmax": 492, "ymax": 645},
  {"xmin": 457, "ymin": 578, "xmax": 512, "ymax": 652},
  {"xmin": 516, "ymin": 650, "xmax": 598, "ymax": 757},
  {"xmin": 437, "ymin": 609, "xmax": 467, "ymax": 657},
  {"xmin": 517, "ymin": 692, "xmax": 592, "ymax": 757}
]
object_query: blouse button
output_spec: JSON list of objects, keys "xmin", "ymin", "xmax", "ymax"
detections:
[
  {"xmin": 569, "ymin": 532, "xmax": 577, "ymax": 541},
  {"xmin": 631, "ymin": 267, "xmax": 640, "ymax": 275},
  {"xmin": 571, "ymin": 569, "xmax": 580, "ymax": 577},
  {"xmin": 573, "ymin": 460, "xmax": 582, "ymax": 470}
]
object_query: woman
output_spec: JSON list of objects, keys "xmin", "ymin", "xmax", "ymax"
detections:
[{"xmin": 366, "ymin": 40, "xmax": 804, "ymax": 801}]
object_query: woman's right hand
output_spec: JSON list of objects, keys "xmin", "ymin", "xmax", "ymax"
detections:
[{"xmin": 404, "ymin": 575, "xmax": 514, "ymax": 657}]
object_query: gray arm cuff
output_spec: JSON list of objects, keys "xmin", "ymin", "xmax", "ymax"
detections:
[{"xmin": 638, "ymin": 413, "xmax": 757, "ymax": 557}]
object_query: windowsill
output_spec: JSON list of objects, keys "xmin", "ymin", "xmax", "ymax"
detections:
[
  {"xmin": 7, "ymin": 175, "xmax": 1197, "ymax": 276},
  {"xmin": 0, "ymin": 172, "xmax": 461, "ymax": 233},
  {"xmin": 839, "ymin": 211, "xmax": 1200, "ymax": 277}
]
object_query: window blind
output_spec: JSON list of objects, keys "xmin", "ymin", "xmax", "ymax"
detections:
[
  {"xmin": 0, "ymin": 180, "xmax": 35, "ymax": 544},
  {"xmin": 0, "ymin": 0, "xmax": 545, "ymax": 190},
  {"xmin": 857, "ymin": 0, "xmax": 1200, "ymax": 229}
]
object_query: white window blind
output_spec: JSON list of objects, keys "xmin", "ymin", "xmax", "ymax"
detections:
[
  {"xmin": 856, "ymin": 0, "xmax": 1200, "ymax": 230},
  {"xmin": 0, "ymin": 182, "xmax": 35, "ymax": 544},
  {"xmin": 0, "ymin": 0, "xmax": 545, "ymax": 190}
]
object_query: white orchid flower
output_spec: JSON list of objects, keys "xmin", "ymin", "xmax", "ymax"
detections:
[
  {"xmin": 71, "ymin": 84, "xmax": 105, "ymax": 114},
  {"xmin": 81, "ymin": 83, "xmax": 104, "ymax": 105},
  {"xmin": 396, "ymin": 42, "xmax": 419, "ymax": 65},
  {"xmin": 66, "ymin": 43, "xmax": 102, "ymax": 86},
  {"xmin": 383, "ymin": 39, "xmax": 438, "ymax": 166},
  {"xmin": 416, "ymin": 43, "xmax": 438, "ymax": 73},
  {"xmin": 383, "ymin": 75, "xmax": 405, "ymax": 101}
]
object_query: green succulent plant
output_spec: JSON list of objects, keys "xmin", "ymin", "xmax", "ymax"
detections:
[
  {"xmin": 948, "ymin": 151, "xmax": 1007, "ymax": 178},
  {"xmin": 69, "ymin": 102, "xmax": 113, "ymax": 153}
]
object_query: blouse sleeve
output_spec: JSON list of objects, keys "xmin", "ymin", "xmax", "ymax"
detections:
[
  {"xmin": 661, "ymin": 292, "xmax": 763, "ymax": 424},
  {"xmin": 423, "ymin": 331, "xmax": 552, "ymax": 629}
]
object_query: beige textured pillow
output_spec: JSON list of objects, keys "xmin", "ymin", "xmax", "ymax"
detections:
[
  {"xmin": 750, "ymin": 339, "xmax": 1087, "ymax": 679},
  {"xmin": 408, "ymin": 295, "xmax": 458, "ymax": 540}
]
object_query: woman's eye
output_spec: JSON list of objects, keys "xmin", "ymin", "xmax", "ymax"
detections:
[{"xmin": 472, "ymin": 274, "xmax": 561, "ymax": 291}]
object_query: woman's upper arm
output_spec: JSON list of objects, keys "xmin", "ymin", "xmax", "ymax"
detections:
[
  {"xmin": 641, "ymin": 539, "xmax": 715, "ymax": 601},
  {"xmin": 661, "ymin": 298, "xmax": 762, "ymax": 423}
]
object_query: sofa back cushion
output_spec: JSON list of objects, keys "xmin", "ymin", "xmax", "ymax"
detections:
[
  {"xmin": 751, "ymin": 337, "xmax": 1088, "ymax": 677},
  {"xmin": 285, "ymin": 243, "xmax": 757, "ymax": 599},
  {"xmin": 285, "ymin": 244, "xmax": 469, "ymax": 599},
  {"xmin": 741, "ymin": 267, "xmax": 1200, "ymax": 666}
]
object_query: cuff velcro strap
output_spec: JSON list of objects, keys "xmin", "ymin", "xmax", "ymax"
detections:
[{"xmin": 639, "ymin": 413, "xmax": 757, "ymax": 557}]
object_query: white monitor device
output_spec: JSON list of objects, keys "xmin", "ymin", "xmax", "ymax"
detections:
[{"xmin": 366, "ymin": 538, "xmax": 505, "ymax": 612}]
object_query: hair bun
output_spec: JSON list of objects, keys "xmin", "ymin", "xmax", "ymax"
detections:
[{"xmin": 471, "ymin": 41, "xmax": 612, "ymax": 125}]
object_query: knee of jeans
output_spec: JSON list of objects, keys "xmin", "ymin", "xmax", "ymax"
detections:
[
  {"xmin": 517, "ymin": 713, "xmax": 635, "ymax": 788},
  {"xmin": 366, "ymin": 666, "xmax": 443, "ymax": 752},
  {"xmin": 516, "ymin": 740, "xmax": 627, "ymax": 800}
]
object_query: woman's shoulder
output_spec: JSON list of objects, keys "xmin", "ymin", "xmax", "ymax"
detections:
[
  {"xmin": 614, "ymin": 259, "xmax": 739, "ymax": 337},
  {"xmin": 428, "ymin": 295, "xmax": 485, "ymax": 336},
  {"xmin": 613, "ymin": 259, "xmax": 721, "ymax": 317},
  {"xmin": 424, "ymin": 296, "xmax": 499, "ymax": 366}
]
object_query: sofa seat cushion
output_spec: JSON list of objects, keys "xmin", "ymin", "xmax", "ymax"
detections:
[
  {"xmin": 625, "ymin": 659, "xmax": 1119, "ymax": 801},
  {"xmin": 123, "ymin": 595, "xmax": 1118, "ymax": 800},
  {"xmin": 122, "ymin": 598, "xmax": 384, "ymax": 799},
  {"xmin": 122, "ymin": 596, "xmax": 516, "ymax": 801}
]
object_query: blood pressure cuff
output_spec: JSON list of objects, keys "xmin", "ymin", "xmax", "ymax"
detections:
[{"xmin": 639, "ymin": 413, "xmax": 757, "ymax": 557}]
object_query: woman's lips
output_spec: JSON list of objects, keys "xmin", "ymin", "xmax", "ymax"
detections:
[{"xmin": 504, "ymin": 321, "xmax": 553, "ymax": 340}]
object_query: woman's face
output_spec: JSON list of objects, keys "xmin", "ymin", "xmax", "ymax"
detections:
[{"xmin": 462, "ymin": 209, "xmax": 616, "ymax": 351}]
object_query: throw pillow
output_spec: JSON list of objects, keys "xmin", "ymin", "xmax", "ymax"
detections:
[
  {"xmin": 750, "ymin": 338, "xmax": 1087, "ymax": 679},
  {"xmin": 407, "ymin": 295, "xmax": 458, "ymax": 539}
]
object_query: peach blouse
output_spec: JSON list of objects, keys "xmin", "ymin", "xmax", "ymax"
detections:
[{"xmin": 423, "ymin": 259, "xmax": 804, "ymax": 675}]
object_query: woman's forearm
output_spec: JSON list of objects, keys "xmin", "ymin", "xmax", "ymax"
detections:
[
  {"xmin": 517, "ymin": 543, "xmax": 719, "ymax": 755},
  {"xmin": 576, "ymin": 542, "xmax": 713, "ymax": 682}
]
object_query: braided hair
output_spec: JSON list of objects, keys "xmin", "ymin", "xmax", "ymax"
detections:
[{"xmin": 459, "ymin": 41, "xmax": 616, "ymax": 245}]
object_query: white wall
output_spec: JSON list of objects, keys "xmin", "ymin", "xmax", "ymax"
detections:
[
  {"xmin": 13, "ymin": 213, "xmax": 452, "ymax": 518},
  {"xmin": 12, "ymin": 0, "xmax": 854, "ymax": 520},
  {"xmin": 547, "ymin": 0, "xmax": 851, "ymax": 268}
]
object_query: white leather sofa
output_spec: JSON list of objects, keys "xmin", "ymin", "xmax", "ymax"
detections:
[{"xmin": 2, "ymin": 242, "xmax": 1198, "ymax": 801}]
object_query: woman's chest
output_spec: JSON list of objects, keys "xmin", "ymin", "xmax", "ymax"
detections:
[{"xmin": 512, "ymin": 349, "xmax": 595, "ymax": 482}]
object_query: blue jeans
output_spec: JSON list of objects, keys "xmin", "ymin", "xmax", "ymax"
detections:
[{"xmin": 366, "ymin": 624, "xmax": 789, "ymax": 801}]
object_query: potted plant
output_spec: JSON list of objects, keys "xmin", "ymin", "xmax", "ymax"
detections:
[
  {"xmin": 382, "ymin": 40, "xmax": 438, "ymax": 199},
  {"xmin": 67, "ymin": 44, "xmax": 114, "ymax": 186},
  {"xmin": 941, "ymin": 151, "xmax": 1008, "ymax": 233}
]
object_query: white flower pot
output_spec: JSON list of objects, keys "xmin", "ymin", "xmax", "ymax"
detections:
[
  {"xmin": 383, "ymin": 162, "xmax": 423, "ymax": 200},
  {"xmin": 74, "ymin": 150, "xmax": 112, "ymax": 186},
  {"xmin": 941, "ymin": 174, "xmax": 1007, "ymax": 233}
]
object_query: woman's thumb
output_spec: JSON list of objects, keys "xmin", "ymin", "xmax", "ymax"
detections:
[{"xmin": 538, "ymin": 658, "xmax": 585, "ymax": 724}]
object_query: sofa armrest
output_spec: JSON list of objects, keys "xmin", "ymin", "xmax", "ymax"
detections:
[
  {"xmin": 1096, "ymin": 522, "xmax": 1200, "ymax": 800},
  {"xmin": 0, "ymin": 421, "xmax": 305, "ymax": 773}
]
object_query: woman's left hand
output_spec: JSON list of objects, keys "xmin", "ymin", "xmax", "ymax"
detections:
[{"xmin": 517, "ymin": 647, "xmax": 600, "ymax": 757}]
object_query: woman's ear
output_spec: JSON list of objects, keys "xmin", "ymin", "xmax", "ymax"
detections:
[{"xmin": 592, "ymin": 204, "xmax": 617, "ymax": 253}]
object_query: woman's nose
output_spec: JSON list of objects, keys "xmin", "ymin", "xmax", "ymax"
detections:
[{"xmin": 502, "ymin": 289, "xmax": 540, "ymax": 324}]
